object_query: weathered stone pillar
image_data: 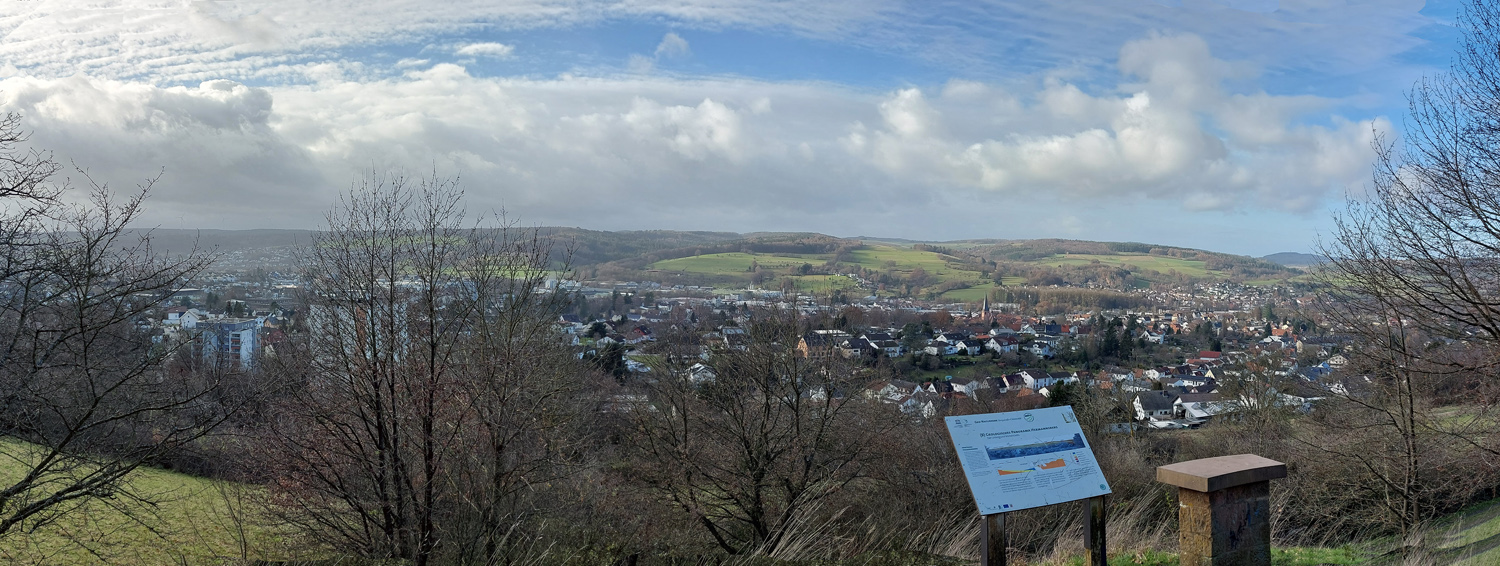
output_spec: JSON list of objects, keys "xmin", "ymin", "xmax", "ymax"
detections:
[{"xmin": 1156, "ymin": 454, "xmax": 1286, "ymax": 566}]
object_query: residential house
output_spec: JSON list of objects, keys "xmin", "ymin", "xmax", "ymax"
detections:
[
  {"xmin": 936, "ymin": 332, "xmax": 969, "ymax": 344},
  {"xmin": 163, "ymin": 305, "xmax": 190, "ymax": 325},
  {"xmin": 924, "ymin": 340, "xmax": 961, "ymax": 356},
  {"xmin": 949, "ymin": 377, "xmax": 986, "ymax": 397},
  {"xmin": 986, "ymin": 335, "xmax": 1020, "ymax": 353},
  {"xmin": 866, "ymin": 379, "xmax": 918, "ymax": 404},
  {"xmin": 995, "ymin": 374, "xmax": 1029, "ymax": 393},
  {"xmin": 899, "ymin": 396, "xmax": 940, "ymax": 419},
  {"xmin": 624, "ymin": 325, "xmax": 654, "ymax": 344},
  {"xmin": 1175, "ymin": 392, "xmax": 1231, "ymax": 420},
  {"xmin": 1025, "ymin": 339, "xmax": 1056, "ymax": 358},
  {"xmin": 1134, "ymin": 391, "xmax": 1180, "ymax": 421},
  {"xmin": 686, "ymin": 363, "xmax": 717, "ymax": 385},
  {"xmin": 797, "ymin": 332, "xmax": 840, "ymax": 358},
  {"xmin": 868, "ymin": 339, "xmax": 902, "ymax": 357},
  {"xmin": 838, "ymin": 338, "xmax": 876, "ymax": 359},
  {"xmin": 1045, "ymin": 371, "xmax": 1076, "ymax": 389},
  {"xmin": 1017, "ymin": 369, "xmax": 1050, "ymax": 389}
]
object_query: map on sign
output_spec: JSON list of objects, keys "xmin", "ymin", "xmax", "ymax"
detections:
[{"xmin": 945, "ymin": 406, "xmax": 1111, "ymax": 515}]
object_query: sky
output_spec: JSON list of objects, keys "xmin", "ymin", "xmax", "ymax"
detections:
[{"xmin": 0, "ymin": 0, "xmax": 1468, "ymax": 255}]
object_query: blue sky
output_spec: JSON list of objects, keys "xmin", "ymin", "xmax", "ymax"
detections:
[{"xmin": 0, "ymin": 0, "xmax": 1466, "ymax": 255}]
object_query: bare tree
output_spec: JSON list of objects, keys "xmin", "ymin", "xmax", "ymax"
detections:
[
  {"xmin": 265, "ymin": 171, "xmax": 588, "ymax": 565},
  {"xmin": 1310, "ymin": 0, "xmax": 1500, "ymax": 549},
  {"xmin": 630, "ymin": 312, "xmax": 894, "ymax": 555},
  {"xmin": 0, "ymin": 113, "xmax": 219, "ymax": 538},
  {"xmin": 1322, "ymin": 0, "xmax": 1500, "ymax": 352}
]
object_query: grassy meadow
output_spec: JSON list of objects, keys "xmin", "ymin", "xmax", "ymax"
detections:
[
  {"xmin": 0, "ymin": 441, "xmax": 313, "ymax": 565},
  {"xmin": 1035, "ymin": 253, "xmax": 1216, "ymax": 278},
  {"xmin": 648, "ymin": 244, "xmax": 997, "ymax": 300},
  {"xmin": 643, "ymin": 243, "xmax": 1274, "ymax": 301}
]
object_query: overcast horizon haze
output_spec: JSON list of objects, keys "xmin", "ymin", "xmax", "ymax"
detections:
[{"xmin": 0, "ymin": 1, "xmax": 1467, "ymax": 256}]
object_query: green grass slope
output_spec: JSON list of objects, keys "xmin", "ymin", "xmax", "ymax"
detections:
[
  {"xmin": 620, "ymin": 234, "xmax": 1306, "ymax": 298},
  {"xmin": 646, "ymin": 243, "xmax": 994, "ymax": 299},
  {"xmin": 1036, "ymin": 253, "xmax": 1214, "ymax": 278},
  {"xmin": 0, "ymin": 440, "xmax": 309, "ymax": 565},
  {"xmin": 1428, "ymin": 498, "xmax": 1500, "ymax": 565}
]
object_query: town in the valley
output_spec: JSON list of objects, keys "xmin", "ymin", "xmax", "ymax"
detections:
[{"xmin": 161, "ymin": 238, "xmax": 1344, "ymax": 433}]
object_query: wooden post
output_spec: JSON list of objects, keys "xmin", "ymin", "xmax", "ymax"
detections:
[
  {"xmin": 980, "ymin": 512, "xmax": 1006, "ymax": 566},
  {"xmin": 1084, "ymin": 495, "xmax": 1106, "ymax": 566}
]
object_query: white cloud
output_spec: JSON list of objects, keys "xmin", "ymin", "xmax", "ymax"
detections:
[
  {"xmin": 0, "ymin": 1, "xmax": 1434, "ymax": 89},
  {"xmin": 654, "ymin": 32, "xmax": 690, "ymax": 58},
  {"xmin": 842, "ymin": 34, "xmax": 1387, "ymax": 213},
  {"xmin": 627, "ymin": 54, "xmax": 656, "ymax": 74},
  {"xmin": 0, "ymin": 32, "xmax": 1386, "ymax": 253},
  {"xmin": 0, "ymin": 1, "xmax": 890, "ymax": 83},
  {"xmin": 455, "ymin": 42, "xmax": 515, "ymax": 58},
  {"xmin": 630, "ymin": 32, "xmax": 692, "ymax": 74}
]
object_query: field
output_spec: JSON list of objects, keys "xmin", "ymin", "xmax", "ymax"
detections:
[
  {"xmin": 650, "ymin": 246, "xmax": 980, "ymax": 278},
  {"xmin": 1036, "ymin": 253, "xmax": 1216, "ymax": 278},
  {"xmin": 652, "ymin": 251, "xmax": 782, "ymax": 273},
  {"xmin": 0, "ymin": 440, "xmax": 309, "ymax": 564},
  {"xmin": 940, "ymin": 283, "xmax": 1000, "ymax": 302},
  {"xmin": 842, "ymin": 246, "xmax": 970, "ymax": 276},
  {"xmin": 644, "ymin": 243, "xmax": 1297, "ymax": 301},
  {"xmin": 648, "ymin": 244, "xmax": 995, "ymax": 300}
]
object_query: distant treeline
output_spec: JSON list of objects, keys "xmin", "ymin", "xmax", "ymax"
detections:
[
  {"xmin": 538, "ymin": 228, "xmax": 744, "ymax": 267},
  {"xmin": 910, "ymin": 243, "xmax": 956, "ymax": 256},
  {"xmin": 989, "ymin": 287, "xmax": 1150, "ymax": 311},
  {"xmin": 994, "ymin": 263, "xmax": 1137, "ymax": 288},
  {"xmin": 968, "ymin": 239, "xmax": 1297, "ymax": 284},
  {"xmin": 604, "ymin": 235, "xmax": 853, "ymax": 270}
]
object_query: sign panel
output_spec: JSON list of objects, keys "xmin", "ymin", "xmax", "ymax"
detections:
[{"xmin": 945, "ymin": 406, "xmax": 1111, "ymax": 515}]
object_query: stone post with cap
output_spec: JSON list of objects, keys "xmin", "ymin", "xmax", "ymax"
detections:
[{"xmin": 1156, "ymin": 454, "xmax": 1287, "ymax": 566}]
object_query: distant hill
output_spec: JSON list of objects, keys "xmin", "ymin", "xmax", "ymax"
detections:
[
  {"xmin": 579, "ymin": 234, "xmax": 1305, "ymax": 300},
  {"xmin": 1261, "ymin": 252, "xmax": 1325, "ymax": 267},
  {"xmin": 122, "ymin": 228, "xmax": 745, "ymax": 270},
  {"xmin": 123, "ymin": 229, "xmax": 314, "ymax": 256},
  {"xmin": 119, "ymin": 229, "xmax": 1311, "ymax": 293}
]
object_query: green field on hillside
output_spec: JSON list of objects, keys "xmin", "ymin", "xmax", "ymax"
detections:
[
  {"xmin": 648, "ymin": 244, "xmax": 995, "ymax": 300},
  {"xmin": 1037, "ymin": 253, "xmax": 1216, "ymax": 277},
  {"xmin": 0, "ymin": 440, "xmax": 310, "ymax": 564},
  {"xmin": 789, "ymin": 274, "xmax": 864, "ymax": 292},
  {"xmin": 651, "ymin": 251, "xmax": 821, "ymax": 273},
  {"xmin": 649, "ymin": 245, "xmax": 981, "ymax": 279},
  {"xmin": 937, "ymin": 282, "xmax": 997, "ymax": 302},
  {"xmin": 644, "ymin": 244, "xmax": 1278, "ymax": 300},
  {"xmin": 842, "ymin": 246, "xmax": 970, "ymax": 275}
]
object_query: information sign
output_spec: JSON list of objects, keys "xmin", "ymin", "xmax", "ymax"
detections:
[{"xmin": 945, "ymin": 406, "xmax": 1111, "ymax": 515}]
